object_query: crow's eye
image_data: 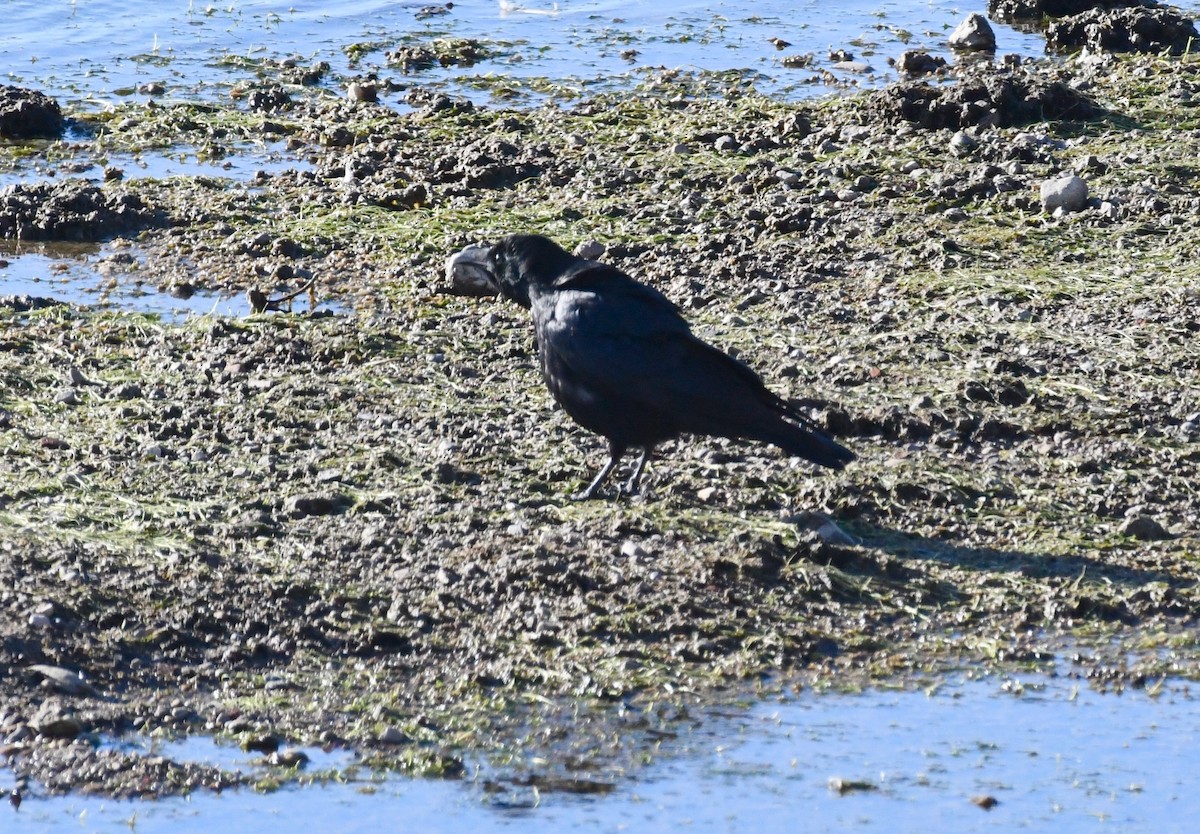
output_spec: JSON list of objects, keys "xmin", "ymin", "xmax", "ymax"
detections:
[{"xmin": 488, "ymin": 244, "xmax": 505, "ymax": 272}]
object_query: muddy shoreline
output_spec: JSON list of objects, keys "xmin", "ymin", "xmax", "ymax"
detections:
[{"xmin": 2, "ymin": 44, "xmax": 1200, "ymax": 801}]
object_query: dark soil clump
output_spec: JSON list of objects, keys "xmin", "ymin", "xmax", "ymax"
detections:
[
  {"xmin": 0, "ymin": 85, "xmax": 64, "ymax": 139},
  {"xmin": 0, "ymin": 180, "xmax": 166, "ymax": 241},
  {"xmin": 988, "ymin": 0, "xmax": 1155, "ymax": 22},
  {"xmin": 864, "ymin": 66, "xmax": 1098, "ymax": 130},
  {"xmin": 387, "ymin": 38, "xmax": 492, "ymax": 71},
  {"xmin": 1046, "ymin": 6, "xmax": 1199, "ymax": 54},
  {"xmin": 897, "ymin": 51, "xmax": 949, "ymax": 77}
]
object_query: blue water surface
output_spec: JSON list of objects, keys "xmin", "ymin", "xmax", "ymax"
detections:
[{"xmin": 5, "ymin": 673, "xmax": 1199, "ymax": 833}]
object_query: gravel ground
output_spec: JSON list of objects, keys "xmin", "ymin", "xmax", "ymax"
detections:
[{"xmin": 1, "ymin": 48, "xmax": 1199, "ymax": 799}]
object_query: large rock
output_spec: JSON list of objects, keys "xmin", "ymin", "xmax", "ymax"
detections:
[
  {"xmin": 0, "ymin": 85, "xmax": 64, "ymax": 139},
  {"xmin": 1040, "ymin": 174, "xmax": 1089, "ymax": 213},
  {"xmin": 948, "ymin": 14, "xmax": 997, "ymax": 51},
  {"xmin": 1047, "ymin": 6, "xmax": 1199, "ymax": 54}
]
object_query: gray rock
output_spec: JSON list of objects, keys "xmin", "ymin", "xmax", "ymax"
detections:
[
  {"xmin": 32, "ymin": 700, "xmax": 84, "ymax": 739},
  {"xmin": 897, "ymin": 50, "xmax": 947, "ymax": 76},
  {"xmin": 1047, "ymin": 6, "xmax": 1199, "ymax": 56},
  {"xmin": 0, "ymin": 85, "xmax": 64, "ymax": 139},
  {"xmin": 1040, "ymin": 174, "xmax": 1088, "ymax": 213},
  {"xmin": 35, "ymin": 715, "xmax": 82, "ymax": 740},
  {"xmin": 776, "ymin": 170, "xmax": 801, "ymax": 187},
  {"xmin": 379, "ymin": 726, "xmax": 410, "ymax": 744},
  {"xmin": 993, "ymin": 175, "xmax": 1023, "ymax": 193},
  {"xmin": 4, "ymin": 725, "xmax": 31, "ymax": 744},
  {"xmin": 714, "ymin": 135, "xmax": 738, "ymax": 152},
  {"xmin": 28, "ymin": 664, "xmax": 102, "ymax": 697},
  {"xmin": 1120, "ymin": 515, "xmax": 1170, "ymax": 542},
  {"xmin": 285, "ymin": 491, "xmax": 352, "ymax": 518},
  {"xmin": 574, "ymin": 240, "xmax": 606, "ymax": 260},
  {"xmin": 948, "ymin": 14, "xmax": 997, "ymax": 52},
  {"xmin": 950, "ymin": 130, "xmax": 978, "ymax": 156}
]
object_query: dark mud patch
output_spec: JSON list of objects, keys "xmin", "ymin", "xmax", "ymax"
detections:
[
  {"xmin": 1046, "ymin": 5, "xmax": 1200, "ymax": 54},
  {"xmin": 0, "ymin": 85, "xmax": 63, "ymax": 140},
  {"xmin": 0, "ymin": 180, "xmax": 166, "ymax": 241},
  {"xmin": 863, "ymin": 64, "xmax": 1099, "ymax": 130},
  {"xmin": 387, "ymin": 38, "xmax": 496, "ymax": 72},
  {"xmin": 988, "ymin": 0, "xmax": 1157, "ymax": 22}
]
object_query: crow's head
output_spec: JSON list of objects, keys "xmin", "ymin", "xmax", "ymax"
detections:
[{"xmin": 446, "ymin": 234, "xmax": 579, "ymax": 309}]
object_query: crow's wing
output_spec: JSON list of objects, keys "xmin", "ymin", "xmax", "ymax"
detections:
[{"xmin": 540, "ymin": 266, "xmax": 786, "ymax": 436}]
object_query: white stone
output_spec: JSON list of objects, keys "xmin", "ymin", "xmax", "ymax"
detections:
[
  {"xmin": 379, "ymin": 726, "xmax": 409, "ymax": 745},
  {"xmin": 574, "ymin": 240, "xmax": 606, "ymax": 260},
  {"xmin": 950, "ymin": 130, "xmax": 978, "ymax": 155},
  {"xmin": 1040, "ymin": 174, "xmax": 1089, "ymax": 213},
  {"xmin": 620, "ymin": 541, "xmax": 648, "ymax": 559},
  {"xmin": 948, "ymin": 14, "xmax": 996, "ymax": 52}
]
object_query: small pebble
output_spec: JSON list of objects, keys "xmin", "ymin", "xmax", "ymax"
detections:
[
  {"xmin": 269, "ymin": 747, "xmax": 310, "ymax": 768},
  {"xmin": 379, "ymin": 726, "xmax": 410, "ymax": 745},
  {"xmin": 620, "ymin": 541, "xmax": 648, "ymax": 559},
  {"xmin": 347, "ymin": 82, "xmax": 378, "ymax": 103},
  {"xmin": 1119, "ymin": 515, "xmax": 1169, "ymax": 542},
  {"xmin": 950, "ymin": 130, "xmax": 978, "ymax": 155},
  {"xmin": 574, "ymin": 240, "xmax": 605, "ymax": 260}
]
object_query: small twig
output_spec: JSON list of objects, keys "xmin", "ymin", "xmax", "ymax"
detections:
[{"xmin": 247, "ymin": 278, "xmax": 317, "ymax": 314}]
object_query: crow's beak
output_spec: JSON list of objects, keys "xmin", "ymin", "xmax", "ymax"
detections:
[{"xmin": 445, "ymin": 243, "xmax": 499, "ymax": 297}]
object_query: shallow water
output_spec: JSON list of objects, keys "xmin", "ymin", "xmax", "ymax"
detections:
[
  {"xmin": 3, "ymin": 1, "xmax": 1054, "ymax": 108},
  {"xmin": 0, "ymin": 138, "xmax": 311, "ymax": 189},
  {"xmin": 6, "ymin": 673, "xmax": 1199, "ymax": 832},
  {"xmin": 0, "ymin": 241, "xmax": 245, "ymax": 320}
]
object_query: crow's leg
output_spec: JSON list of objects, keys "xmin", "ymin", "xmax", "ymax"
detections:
[
  {"xmin": 622, "ymin": 446, "xmax": 653, "ymax": 495},
  {"xmin": 573, "ymin": 442, "xmax": 626, "ymax": 500}
]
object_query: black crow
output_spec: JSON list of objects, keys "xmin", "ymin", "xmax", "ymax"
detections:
[{"xmin": 449, "ymin": 234, "xmax": 855, "ymax": 499}]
